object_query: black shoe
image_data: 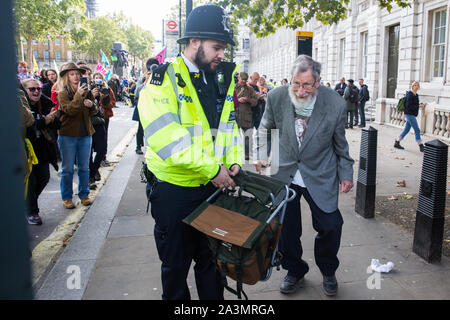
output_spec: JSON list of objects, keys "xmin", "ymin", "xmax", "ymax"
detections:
[
  {"xmin": 280, "ymin": 274, "xmax": 304, "ymax": 294},
  {"xmin": 136, "ymin": 148, "xmax": 143, "ymax": 155},
  {"xmin": 27, "ymin": 214, "xmax": 42, "ymax": 225},
  {"xmin": 323, "ymin": 275, "xmax": 338, "ymax": 296},
  {"xmin": 100, "ymin": 160, "xmax": 112, "ymax": 167},
  {"xmin": 94, "ymin": 172, "xmax": 101, "ymax": 181},
  {"xmin": 394, "ymin": 140, "xmax": 404, "ymax": 150},
  {"xmin": 419, "ymin": 144, "xmax": 424, "ymax": 152},
  {"xmin": 358, "ymin": 125, "xmax": 365, "ymax": 128},
  {"xmin": 89, "ymin": 178, "xmax": 97, "ymax": 190}
]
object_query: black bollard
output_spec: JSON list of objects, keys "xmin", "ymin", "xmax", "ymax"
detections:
[
  {"xmin": 413, "ymin": 139, "xmax": 448, "ymax": 263},
  {"xmin": 355, "ymin": 126, "xmax": 378, "ymax": 218}
]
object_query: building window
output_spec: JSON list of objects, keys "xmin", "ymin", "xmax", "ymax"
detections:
[
  {"xmin": 44, "ymin": 50, "xmax": 49, "ymax": 62},
  {"xmin": 361, "ymin": 31, "xmax": 368, "ymax": 79},
  {"xmin": 432, "ymin": 9, "xmax": 447, "ymax": 78},
  {"xmin": 33, "ymin": 50, "xmax": 39, "ymax": 62},
  {"xmin": 23, "ymin": 49, "xmax": 27, "ymax": 60},
  {"xmin": 243, "ymin": 38, "xmax": 250, "ymax": 50},
  {"xmin": 338, "ymin": 38, "xmax": 346, "ymax": 78},
  {"xmin": 55, "ymin": 51, "xmax": 61, "ymax": 62},
  {"xmin": 55, "ymin": 38, "xmax": 61, "ymax": 46},
  {"xmin": 32, "ymin": 39, "xmax": 38, "ymax": 45},
  {"xmin": 243, "ymin": 60, "xmax": 249, "ymax": 73},
  {"xmin": 360, "ymin": 0, "xmax": 369, "ymax": 12},
  {"xmin": 67, "ymin": 50, "xmax": 72, "ymax": 61}
]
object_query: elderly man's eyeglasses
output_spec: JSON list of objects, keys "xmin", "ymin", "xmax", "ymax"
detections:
[
  {"xmin": 291, "ymin": 80, "xmax": 317, "ymax": 90},
  {"xmin": 27, "ymin": 87, "xmax": 42, "ymax": 92}
]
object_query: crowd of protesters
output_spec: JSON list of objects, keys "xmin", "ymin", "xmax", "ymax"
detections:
[{"xmin": 18, "ymin": 60, "xmax": 120, "ymax": 225}]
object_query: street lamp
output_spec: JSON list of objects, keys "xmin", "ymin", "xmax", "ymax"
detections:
[{"xmin": 228, "ymin": 6, "xmax": 235, "ymax": 63}]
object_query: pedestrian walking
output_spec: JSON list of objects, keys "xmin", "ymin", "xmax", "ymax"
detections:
[
  {"xmin": 394, "ymin": 81, "xmax": 425, "ymax": 152},
  {"xmin": 254, "ymin": 55, "xmax": 354, "ymax": 297},
  {"xmin": 137, "ymin": 4, "xmax": 243, "ymax": 300}
]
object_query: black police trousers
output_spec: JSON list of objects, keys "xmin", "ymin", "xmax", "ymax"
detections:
[
  {"xmin": 279, "ymin": 184, "xmax": 344, "ymax": 279},
  {"xmin": 147, "ymin": 180, "xmax": 224, "ymax": 300}
]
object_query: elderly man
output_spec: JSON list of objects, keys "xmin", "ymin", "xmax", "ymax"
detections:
[{"xmin": 254, "ymin": 55, "xmax": 354, "ymax": 296}]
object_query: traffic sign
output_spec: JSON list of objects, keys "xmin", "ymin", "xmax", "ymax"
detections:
[
  {"xmin": 167, "ymin": 20, "xmax": 177, "ymax": 30},
  {"xmin": 165, "ymin": 19, "xmax": 179, "ymax": 36}
]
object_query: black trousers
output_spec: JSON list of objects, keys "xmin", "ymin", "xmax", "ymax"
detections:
[
  {"xmin": 346, "ymin": 111, "xmax": 354, "ymax": 128},
  {"xmin": 104, "ymin": 118, "xmax": 110, "ymax": 157},
  {"xmin": 27, "ymin": 161, "xmax": 50, "ymax": 216},
  {"xmin": 136, "ymin": 121, "xmax": 144, "ymax": 150},
  {"xmin": 148, "ymin": 181, "xmax": 224, "ymax": 300},
  {"xmin": 89, "ymin": 125, "xmax": 107, "ymax": 179},
  {"xmin": 358, "ymin": 102, "xmax": 366, "ymax": 127},
  {"xmin": 279, "ymin": 184, "xmax": 343, "ymax": 278}
]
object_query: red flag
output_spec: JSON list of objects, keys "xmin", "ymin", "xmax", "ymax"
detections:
[
  {"xmin": 155, "ymin": 48, "xmax": 165, "ymax": 64},
  {"xmin": 96, "ymin": 62, "xmax": 108, "ymax": 76}
]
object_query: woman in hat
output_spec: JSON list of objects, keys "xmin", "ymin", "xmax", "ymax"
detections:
[{"xmin": 57, "ymin": 62, "xmax": 100, "ymax": 209}]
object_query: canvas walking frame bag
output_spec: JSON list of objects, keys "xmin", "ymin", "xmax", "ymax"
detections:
[{"xmin": 183, "ymin": 170, "xmax": 295, "ymax": 299}]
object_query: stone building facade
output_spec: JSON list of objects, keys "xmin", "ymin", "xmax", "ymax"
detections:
[{"xmin": 248, "ymin": 0, "xmax": 450, "ymax": 140}]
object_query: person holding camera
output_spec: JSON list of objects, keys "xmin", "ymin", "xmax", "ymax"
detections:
[
  {"xmin": 88, "ymin": 72, "xmax": 116, "ymax": 189},
  {"xmin": 57, "ymin": 63, "xmax": 99, "ymax": 209}
]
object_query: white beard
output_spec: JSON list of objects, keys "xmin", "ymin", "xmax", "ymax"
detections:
[{"xmin": 289, "ymin": 86, "xmax": 317, "ymax": 115}]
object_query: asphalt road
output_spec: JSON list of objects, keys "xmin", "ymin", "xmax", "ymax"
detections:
[{"xmin": 27, "ymin": 102, "xmax": 136, "ymax": 251}]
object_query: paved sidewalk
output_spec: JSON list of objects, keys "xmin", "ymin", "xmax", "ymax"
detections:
[{"xmin": 36, "ymin": 123, "xmax": 450, "ymax": 300}]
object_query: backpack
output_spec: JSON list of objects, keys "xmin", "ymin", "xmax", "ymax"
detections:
[
  {"xmin": 363, "ymin": 85, "xmax": 370, "ymax": 101},
  {"xmin": 183, "ymin": 170, "xmax": 294, "ymax": 299},
  {"xmin": 397, "ymin": 91, "xmax": 408, "ymax": 112},
  {"xmin": 349, "ymin": 85, "xmax": 359, "ymax": 103}
]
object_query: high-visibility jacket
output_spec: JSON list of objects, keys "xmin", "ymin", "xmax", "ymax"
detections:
[{"xmin": 138, "ymin": 57, "xmax": 243, "ymax": 187}]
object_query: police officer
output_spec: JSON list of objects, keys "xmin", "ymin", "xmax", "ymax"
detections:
[{"xmin": 137, "ymin": 4, "xmax": 243, "ymax": 300}]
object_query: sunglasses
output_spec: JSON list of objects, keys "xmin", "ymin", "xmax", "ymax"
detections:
[{"xmin": 27, "ymin": 87, "xmax": 42, "ymax": 92}]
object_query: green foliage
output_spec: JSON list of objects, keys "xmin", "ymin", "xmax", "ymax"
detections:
[
  {"xmin": 213, "ymin": 0, "xmax": 413, "ymax": 38},
  {"xmin": 14, "ymin": 0, "xmax": 87, "ymax": 66},
  {"xmin": 76, "ymin": 16, "xmax": 127, "ymax": 61},
  {"xmin": 77, "ymin": 11, "xmax": 154, "ymax": 64},
  {"xmin": 126, "ymin": 24, "xmax": 154, "ymax": 61}
]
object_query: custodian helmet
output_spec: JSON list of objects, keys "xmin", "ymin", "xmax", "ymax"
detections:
[{"xmin": 177, "ymin": 4, "xmax": 235, "ymax": 46}]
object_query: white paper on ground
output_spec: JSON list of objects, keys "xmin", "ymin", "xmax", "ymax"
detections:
[{"xmin": 370, "ymin": 259, "xmax": 394, "ymax": 273}]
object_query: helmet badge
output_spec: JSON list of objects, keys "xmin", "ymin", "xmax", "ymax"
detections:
[{"xmin": 222, "ymin": 14, "xmax": 231, "ymax": 33}]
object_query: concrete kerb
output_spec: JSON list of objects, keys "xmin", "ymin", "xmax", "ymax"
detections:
[{"xmin": 33, "ymin": 126, "xmax": 137, "ymax": 298}]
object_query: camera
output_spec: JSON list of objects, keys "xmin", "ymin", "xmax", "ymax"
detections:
[
  {"xmin": 93, "ymin": 79, "xmax": 110, "ymax": 95},
  {"xmin": 94, "ymin": 79, "xmax": 104, "ymax": 89}
]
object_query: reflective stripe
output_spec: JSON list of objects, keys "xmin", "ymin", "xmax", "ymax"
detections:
[
  {"xmin": 218, "ymin": 121, "xmax": 235, "ymax": 133},
  {"xmin": 215, "ymin": 136, "xmax": 242, "ymax": 158},
  {"xmin": 186, "ymin": 125, "xmax": 203, "ymax": 137},
  {"xmin": 157, "ymin": 133, "xmax": 192, "ymax": 160},
  {"xmin": 144, "ymin": 112, "xmax": 180, "ymax": 138}
]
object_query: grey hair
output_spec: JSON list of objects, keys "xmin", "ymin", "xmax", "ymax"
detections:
[{"xmin": 291, "ymin": 55, "xmax": 321, "ymax": 81}]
